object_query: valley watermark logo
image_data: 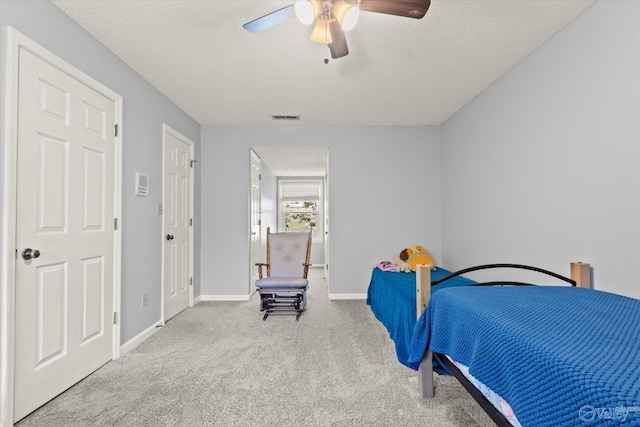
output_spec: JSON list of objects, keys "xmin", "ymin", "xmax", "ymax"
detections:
[{"xmin": 579, "ymin": 405, "xmax": 640, "ymax": 423}]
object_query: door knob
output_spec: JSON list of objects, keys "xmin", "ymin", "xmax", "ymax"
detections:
[
  {"xmin": 22, "ymin": 248, "xmax": 41, "ymax": 260},
  {"xmin": 166, "ymin": 234, "xmax": 174, "ymax": 241}
]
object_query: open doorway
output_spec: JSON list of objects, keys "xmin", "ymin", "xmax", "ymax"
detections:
[{"xmin": 249, "ymin": 147, "xmax": 329, "ymax": 292}]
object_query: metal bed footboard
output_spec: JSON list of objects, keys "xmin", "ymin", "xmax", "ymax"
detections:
[{"xmin": 415, "ymin": 262, "xmax": 587, "ymax": 423}]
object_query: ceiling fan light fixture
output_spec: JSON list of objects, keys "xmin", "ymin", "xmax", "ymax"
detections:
[
  {"xmin": 334, "ymin": 2, "xmax": 360, "ymax": 31},
  {"xmin": 310, "ymin": 17, "xmax": 331, "ymax": 43},
  {"xmin": 295, "ymin": 0, "xmax": 316, "ymax": 25},
  {"xmin": 244, "ymin": 0, "xmax": 432, "ymax": 59}
]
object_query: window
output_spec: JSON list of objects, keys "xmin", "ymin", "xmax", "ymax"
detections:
[{"xmin": 278, "ymin": 179, "xmax": 323, "ymax": 242}]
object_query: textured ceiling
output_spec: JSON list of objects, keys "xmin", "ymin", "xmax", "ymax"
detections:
[{"xmin": 52, "ymin": 0, "xmax": 596, "ymax": 127}]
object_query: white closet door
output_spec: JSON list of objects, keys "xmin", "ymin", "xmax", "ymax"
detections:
[
  {"xmin": 14, "ymin": 48, "xmax": 116, "ymax": 421},
  {"xmin": 163, "ymin": 126, "xmax": 192, "ymax": 321}
]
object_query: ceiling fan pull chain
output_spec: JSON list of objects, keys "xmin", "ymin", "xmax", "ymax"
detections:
[{"xmin": 324, "ymin": 17, "xmax": 330, "ymax": 64}]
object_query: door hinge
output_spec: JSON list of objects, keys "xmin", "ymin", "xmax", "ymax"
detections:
[
  {"xmin": 259, "ymin": 174, "xmax": 262, "ymax": 180},
  {"xmin": 190, "ymin": 277, "xmax": 193, "ymax": 286},
  {"xmin": 114, "ymin": 218, "xmax": 118, "ymax": 230},
  {"xmin": 115, "ymin": 124, "xmax": 119, "ymax": 137},
  {"xmin": 258, "ymin": 219, "xmax": 261, "ymax": 225},
  {"xmin": 113, "ymin": 312, "xmax": 118, "ymax": 324},
  {"xmin": 190, "ymin": 218, "xmax": 193, "ymax": 226}
]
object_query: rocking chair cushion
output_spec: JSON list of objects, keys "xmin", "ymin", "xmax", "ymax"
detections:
[
  {"xmin": 268, "ymin": 232, "xmax": 311, "ymax": 277},
  {"xmin": 256, "ymin": 277, "xmax": 308, "ymax": 289}
]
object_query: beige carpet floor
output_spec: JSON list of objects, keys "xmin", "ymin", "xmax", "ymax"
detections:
[{"xmin": 16, "ymin": 268, "xmax": 495, "ymax": 426}]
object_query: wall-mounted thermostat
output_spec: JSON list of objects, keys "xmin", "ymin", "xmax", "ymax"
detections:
[{"xmin": 135, "ymin": 173, "xmax": 149, "ymax": 197}]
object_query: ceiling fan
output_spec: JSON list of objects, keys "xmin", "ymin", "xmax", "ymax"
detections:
[{"xmin": 243, "ymin": 0, "xmax": 431, "ymax": 60}]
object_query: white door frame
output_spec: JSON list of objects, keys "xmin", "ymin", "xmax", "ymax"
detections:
[
  {"xmin": 160, "ymin": 124, "xmax": 194, "ymax": 324},
  {"xmin": 0, "ymin": 27, "xmax": 123, "ymax": 426},
  {"xmin": 248, "ymin": 149, "xmax": 262, "ymax": 293}
]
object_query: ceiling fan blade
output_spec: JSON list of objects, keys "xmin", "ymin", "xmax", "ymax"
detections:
[
  {"xmin": 359, "ymin": 0, "xmax": 431, "ymax": 19},
  {"xmin": 328, "ymin": 19, "xmax": 349, "ymax": 59},
  {"xmin": 243, "ymin": 5, "xmax": 295, "ymax": 33}
]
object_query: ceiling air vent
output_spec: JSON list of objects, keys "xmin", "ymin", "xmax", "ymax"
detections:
[{"xmin": 271, "ymin": 115, "xmax": 300, "ymax": 121}]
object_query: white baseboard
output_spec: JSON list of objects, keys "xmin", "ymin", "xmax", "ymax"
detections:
[
  {"xmin": 120, "ymin": 322, "xmax": 159, "ymax": 356},
  {"xmin": 199, "ymin": 294, "xmax": 251, "ymax": 302},
  {"xmin": 328, "ymin": 293, "xmax": 367, "ymax": 300},
  {"xmin": 193, "ymin": 295, "xmax": 201, "ymax": 305}
]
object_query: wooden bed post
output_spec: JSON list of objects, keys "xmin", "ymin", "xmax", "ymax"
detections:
[
  {"xmin": 416, "ymin": 264, "xmax": 434, "ymax": 398},
  {"xmin": 571, "ymin": 262, "xmax": 591, "ymax": 289},
  {"xmin": 416, "ymin": 264, "xmax": 431, "ymax": 315}
]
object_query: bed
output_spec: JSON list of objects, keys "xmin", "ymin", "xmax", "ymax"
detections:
[
  {"xmin": 367, "ymin": 262, "xmax": 640, "ymax": 426},
  {"xmin": 366, "ymin": 266, "xmax": 475, "ymax": 371}
]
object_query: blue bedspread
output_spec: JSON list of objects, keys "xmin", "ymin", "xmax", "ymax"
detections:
[
  {"xmin": 366, "ymin": 267, "xmax": 474, "ymax": 369},
  {"xmin": 408, "ymin": 286, "xmax": 640, "ymax": 426}
]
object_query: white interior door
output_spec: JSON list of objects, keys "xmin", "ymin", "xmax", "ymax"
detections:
[
  {"xmin": 14, "ymin": 47, "xmax": 116, "ymax": 421},
  {"xmin": 162, "ymin": 125, "xmax": 193, "ymax": 322},
  {"xmin": 324, "ymin": 151, "xmax": 330, "ymax": 282},
  {"xmin": 249, "ymin": 150, "xmax": 262, "ymax": 289}
]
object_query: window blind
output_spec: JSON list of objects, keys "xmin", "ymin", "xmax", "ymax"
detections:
[{"xmin": 279, "ymin": 180, "xmax": 321, "ymax": 201}]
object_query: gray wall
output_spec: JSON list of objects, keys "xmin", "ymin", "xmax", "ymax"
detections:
[
  {"xmin": 0, "ymin": 0, "xmax": 201, "ymax": 343},
  {"xmin": 440, "ymin": 0, "xmax": 640, "ymax": 298},
  {"xmin": 4, "ymin": 0, "xmax": 637, "ymax": 340},
  {"xmin": 201, "ymin": 126, "xmax": 442, "ymax": 296}
]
